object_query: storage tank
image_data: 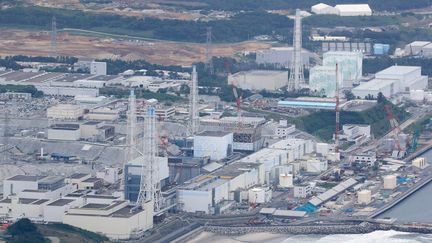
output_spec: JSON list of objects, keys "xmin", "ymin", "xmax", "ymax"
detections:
[
  {"xmin": 357, "ymin": 189, "xmax": 371, "ymax": 204},
  {"xmin": 248, "ymin": 187, "xmax": 271, "ymax": 204},
  {"xmin": 383, "ymin": 175, "xmax": 397, "ymax": 189},
  {"xmin": 279, "ymin": 173, "xmax": 293, "ymax": 188}
]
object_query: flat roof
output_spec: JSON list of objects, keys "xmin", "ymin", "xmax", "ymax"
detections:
[
  {"xmin": 7, "ymin": 175, "xmax": 43, "ymax": 182},
  {"xmin": 82, "ymin": 177, "xmax": 102, "ymax": 183},
  {"xmin": 376, "ymin": 66, "xmax": 420, "ymax": 76},
  {"xmin": 278, "ymin": 100, "xmax": 336, "ymax": 108},
  {"xmin": 231, "ymin": 70, "xmax": 287, "ymax": 77},
  {"xmin": 260, "ymin": 207, "xmax": 276, "ymax": 215},
  {"xmin": 196, "ymin": 131, "xmax": 232, "ymax": 137},
  {"xmin": 54, "ymin": 74, "xmax": 94, "ymax": 83},
  {"xmin": 50, "ymin": 123, "xmax": 80, "ymax": 131},
  {"xmin": 212, "ymin": 162, "xmax": 260, "ymax": 178},
  {"xmin": 82, "ymin": 203, "xmax": 110, "ymax": 209},
  {"xmin": 69, "ymin": 173, "xmax": 89, "ymax": 179},
  {"xmin": 48, "ymin": 199, "xmax": 75, "ymax": 206},
  {"xmin": 82, "ymin": 121, "xmax": 101, "ymax": 125},
  {"xmin": 335, "ymin": 4, "xmax": 371, "ymax": 12},
  {"xmin": 38, "ymin": 175, "xmax": 64, "ymax": 184},
  {"xmin": 32, "ymin": 199, "xmax": 50, "ymax": 205},
  {"xmin": 88, "ymin": 75, "xmax": 119, "ymax": 81},
  {"xmin": 273, "ymin": 209, "xmax": 307, "ymax": 218}
]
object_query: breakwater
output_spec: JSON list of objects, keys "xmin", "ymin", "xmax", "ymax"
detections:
[{"xmin": 203, "ymin": 222, "xmax": 432, "ymax": 236}]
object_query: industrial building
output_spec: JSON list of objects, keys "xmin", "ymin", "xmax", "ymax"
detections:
[
  {"xmin": 309, "ymin": 65, "xmax": 340, "ymax": 97},
  {"xmin": 322, "ymin": 51, "xmax": 363, "ymax": 85},
  {"xmin": 334, "ymin": 4, "xmax": 372, "ymax": 16},
  {"xmin": 200, "ymin": 116, "xmax": 265, "ymax": 152},
  {"xmin": 255, "ymin": 47, "xmax": 310, "ymax": 68},
  {"xmin": 124, "ymin": 156, "xmax": 169, "ymax": 202},
  {"xmin": 311, "ymin": 3, "xmax": 372, "ymax": 16},
  {"xmin": 404, "ymin": 41, "xmax": 432, "ymax": 56},
  {"xmin": 177, "ymin": 161, "xmax": 264, "ymax": 214},
  {"xmin": 340, "ymin": 124, "xmax": 371, "ymax": 144},
  {"xmin": 311, "ymin": 3, "xmax": 338, "ymax": 15},
  {"xmin": 47, "ymin": 104, "xmax": 84, "ymax": 120},
  {"xmin": 90, "ymin": 61, "xmax": 107, "ymax": 76},
  {"xmin": 274, "ymin": 120, "xmax": 296, "ymax": 138},
  {"xmin": 228, "ymin": 70, "xmax": 288, "ymax": 91},
  {"xmin": 352, "ymin": 66, "xmax": 428, "ymax": 99},
  {"xmin": 64, "ymin": 200, "xmax": 153, "ymax": 240},
  {"xmin": 193, "ymin": 131, "xmax": 233, "ymax": 161},
  {"xmin": 84, "ymin": 107, "xmax": 120, "ymax": 121},
  {"xmin": 322, "ymin": 42, "xmax": 372, "ymax": 54},
  {"xmin": 309, "ymin": 178, "xmax": 358, "ymax": 207},
  {"xmin": 47, "ymin": 124, "xmax": 81, "ymax": 141},
  {"xmin": 278, "ymin": 100, "xmax": 336, "ymax": 110},
  {"xmin": 80, "ymin": 121, "xmax": 115, "ymax": 141}
]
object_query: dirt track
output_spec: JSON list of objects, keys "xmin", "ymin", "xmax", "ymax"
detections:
[{"xmin": 0, "ymin": 29, "xmax": 270, "ymax": 66}]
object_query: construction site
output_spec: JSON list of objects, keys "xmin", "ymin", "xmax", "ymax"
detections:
[{"xmin": 1, "ymin": 2, "xmax": 432, "ymax": 242}]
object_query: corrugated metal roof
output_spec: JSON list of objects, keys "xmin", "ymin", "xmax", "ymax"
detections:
[{"xmin": 273, "ymin": 209, "xmax": 307, "ymax": 217}]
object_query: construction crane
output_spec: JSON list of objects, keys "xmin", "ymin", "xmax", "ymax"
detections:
[
  {"xmin": 384, "ymin": 104, "xmax": 403, "ymax": 157},
  {"xmin": 335, "ymin": 63, "xmax": 340, "ymax": 154}
]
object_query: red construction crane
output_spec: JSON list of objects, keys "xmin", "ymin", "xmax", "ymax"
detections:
[{"xmin": 384, "ymin": 104, "xmax": 402, "ymax": 152}]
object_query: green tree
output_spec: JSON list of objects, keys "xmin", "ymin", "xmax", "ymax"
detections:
[{"xmin": 6, "ymin": 218, "xmax": 46, "ymax": 243}]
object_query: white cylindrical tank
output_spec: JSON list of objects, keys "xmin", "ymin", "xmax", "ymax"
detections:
[
  {"xmin": 279, "ymin": 173, "xmax": 293, "ymax": 188},
  {"xmin": 357, "ymin": 190, "xmax": 371, "ymax": 204},
  {"xmin": 383, "ymin": 175, "xmax": 397, "ymax": 189}
]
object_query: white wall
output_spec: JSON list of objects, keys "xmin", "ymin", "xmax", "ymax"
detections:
[
  {"xmin": 3, "ymin": 180, "xmax": 38, "ymax": 198},
  {"xmin": 178, "ymin": 190, "xmax": 211, "ymax": 213},
  {"xmin": 47, "ymin": 128, "xmax": 81, "ymax": 141},
  {"xmin": 194, "ymin": 133, "xmax": 233, "ymax": 160}
]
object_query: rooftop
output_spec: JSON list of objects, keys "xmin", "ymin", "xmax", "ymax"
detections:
[
  {"xmin": 82, "ymin": 121, "xmax": 101, "ymax": 125},
  {"xmin": 334, "ymin": 4, "xmax": 371, "ymax": 12},
  {"xmin": 38, "ymin": 175, "xmax": 64, "ymax": 185},
  {"xmin": 353, "ymin": 78, "xmax": 395, "ymax": 91},
  {"xmin": 212, "ymin": 161, "xmax": 260, "ymax": 178},
  {"xmin": 376, "ymin": 65, "xmax": 420, "ymax": 76},
  {"xmin": 196, "ymin": 131, "xmax": 232, "ymax": 137},
  {"xmin": 82, "ymin": 177, "xmax": 102, "ymax": 183},
  {"xmin": 7, "ymin": 175, "xmax": 43, "ymax": 182},
  {"xmin": 48, "ymin": 199, "xmax": 75, "ymax": 206},
  {"xmin": 50, "ymin": 123, "xmax": 80, "ymax": 131},
  {"xmin": 69, "ymin": 173, "xmax": 90, "ymax": 179},
  {"xmin": 231, "ymin": 70, "xmax": 287, "ymax": 77}
]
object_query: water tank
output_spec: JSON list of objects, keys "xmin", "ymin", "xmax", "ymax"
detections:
[
  {"xmin": 357, "ymin": 190, "xmax": 371, "ymax": 204},
  {"xmin": 383, "ymin": 175, "xmax": 397, "ymax": 189},
  {"xmin": 279, "ymin": 173, "xmax": 293, "ymax": 188}
]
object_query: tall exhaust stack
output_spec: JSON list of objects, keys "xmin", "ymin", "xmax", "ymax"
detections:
[{"xmin": 288, "ymin": 9, "xmax": 305, "ymax": 91}]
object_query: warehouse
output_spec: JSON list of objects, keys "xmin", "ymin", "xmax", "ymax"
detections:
[
  {"xmin": 193, "ymin": 131, "xmax": 233, "ymax": 161},
  {"xmin": 323, "ymin": 51, "xmax": 363, "ymax": 84},
  {"xmin": 311, "ymin": 3, "xmax": 338, "ymax": 15},
  {"xmin": 47, "ymin": 124, "xmax": 81, "ymax": 141},
  {"xmin": 352, "ymin": 66, "xmax": 428, "ymax": 99},
  {"xmin": 335, "ymin": 4, "xmax": 372, "ymax": 16},
  {"xmin": 309, "ymin": 65, "xmax": 341, "ymax": 97},
  {"xmin": 256, "ymin": 47, "xmax": 310, "ymax": 68},
  {"xmin": 84, "ymin": 107, "xmax": 120, "ymax": 121},
  {"xmin": 47, "ymin": 104, "xmax": 84, "ymax": 120},
  {"xmin": 228, "ymin": 70, "xmax": 288, "ymax": 91}
]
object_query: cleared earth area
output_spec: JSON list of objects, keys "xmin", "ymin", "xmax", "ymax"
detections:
[{"xmin": 0, "ymin": 28, "xmax": 270, "ymax": 66}]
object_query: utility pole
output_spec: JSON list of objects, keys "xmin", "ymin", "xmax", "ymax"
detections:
[{"xmin": 288, "ymin": 9, "xmax": 305, "ymax": 91}]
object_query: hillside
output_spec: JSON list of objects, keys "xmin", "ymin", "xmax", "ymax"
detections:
[{"xmin": 295, "ymin": 100, "xmax": 408, "ymax": 141}]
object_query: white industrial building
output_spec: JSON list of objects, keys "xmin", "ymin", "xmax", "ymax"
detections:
[
  {"xmin": 47, "ymin": 104, "xmax": 84, "ymax": 120},
  {"xmin": 341, "ymin": 124, "xmax": 371, "ymax": 144},
  {"xmin": 323, "ymin": 51, "xmax": 363, "ymax": 84},
  {"xmin": 383, "ymin": 175, "xmax": 397, "ymax": 189},
  {"xmin": 248, "ymin": 187, "xmax": 272, "ymax": 204},
  {"xmin": 294, "ymin": 184, "xmax": 312, "ymax": 198},
  {"xmin": 256, "ymin": 47, "xmax": 310, "ymax": 68},
  {"xmin": 309, "ymin": 65, "xmax": 340, "ymax": 97},
  {"xmin": 64, "ymin": 200, "xmax": 153, "ymax": 240},
  {"xmin": 311, "ymin": 3, "xmax": 372, "ymax": 16},
  {"xmin": 155, "ymin": 106, "xmax": 176, "ymax": 119},
  {"xmin": 404, "ymin": 41, "xmax": 431, "ymax": 56},
  {"xmin": 177, "ymin": 162, "xmax": 264, "ymax": 214},
  {"xmin": 303, "ymin": 158, "xmax": 328, "ymax": 174},
  {"xmin": 334, "ymin": 4, "xmax": 372, "ymax": 16},
  {"xmin": 274, "ymin": 120, "xmax": 296, "ymax": 138},
  {"xmin": 352, "ymin": 66, "xmax": 428, "ymax": 99},
  {"xmin": 228, "ymin": 70, "xmax": 288, "ymax": 91},
  {"xmin": 194, "ymin": 131, "xmax": 233, "ymax": 161},
  {"xmin": 357, "ymin": 190, "xmax": 372, "ymax": 204},
  {"xmin": 47, "ymin": 124, "xmax": 81, "ymax": 141},
  {"xmin": 84, "ymin": 107, "xmax": 120, "ymax": 121},
  {"xmin": 90, "ymin": 61, "xmax": 107, "ymax": 76},
  {"xmin": 80, "ymin": 121, "xmax": 115, "ymax": 141},
  {"xmin": 311, "ymin": 3, "xmax": 338, "ymax": 15}
]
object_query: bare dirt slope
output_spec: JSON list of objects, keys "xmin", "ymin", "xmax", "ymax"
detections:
[{"xmin": 0, "ymin": 29, "xmax": 270, "ymax": 66}]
